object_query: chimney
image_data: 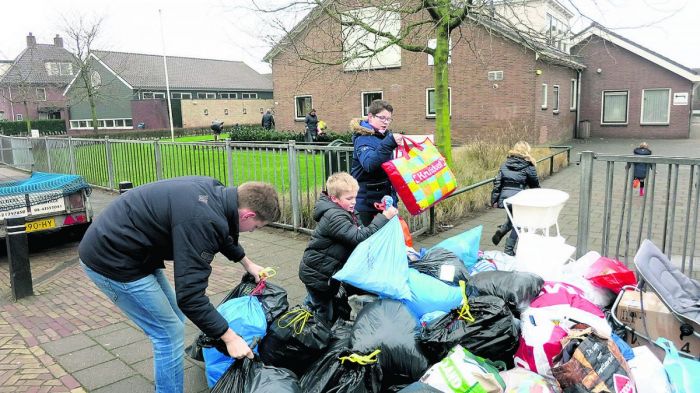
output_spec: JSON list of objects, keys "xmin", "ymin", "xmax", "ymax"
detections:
[
  {"xmin": 26, "ymin": 32, "xmax": 36, "ymax": 47},
  {"xmin": 54, "ymin": 34, "xmax": 63, "ymax": 48}
]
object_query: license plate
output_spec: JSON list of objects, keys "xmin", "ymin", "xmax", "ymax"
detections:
[{"xmin": 25, "ymin": 218, "xmax": 56, "ymax": 233}]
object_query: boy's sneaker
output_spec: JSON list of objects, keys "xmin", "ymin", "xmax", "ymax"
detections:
[{"xmin": 347, "ymin": 294, "xmax": 378, "ymax": 321}]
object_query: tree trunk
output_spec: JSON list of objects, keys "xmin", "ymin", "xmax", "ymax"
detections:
[{"xmin": 433, "ymin": 17, "xmax": 452, "ymax": 166}]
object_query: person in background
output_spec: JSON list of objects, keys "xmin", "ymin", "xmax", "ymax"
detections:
[
  {"xmin": 631, "ymin": 142, "xmax": 652, "ymax": 196},
  {"xmin": 79, "ymin": 178, "xmax": 280, "ymax": 393},
  {"xmin": 305, "ymin": 109, "xmax": 319, "ymax": 142},
  {"xmin": 298, "ymin": 172, "xmax": 398, "ymax": 322},
  {"xmin": 261, "ymin": 109, "xmax": 275, "ymax": 130},
  {"xmin": 350, "ymin": 99, "xmax": 403, "ymax": 226},
  {"xmin": 490, "ymin": 141, "xmax": 540, "ymax": 256}
]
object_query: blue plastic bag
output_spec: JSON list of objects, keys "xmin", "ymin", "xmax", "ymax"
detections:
[
  {"xmin": 657, "ymin": 337, "xmax": 700, "ymax": 393},
  {"xmin": 611, "ymin": 333, "xmax": 634, "ymax": 361},
  {"xmin": 333, "ymin": 217, "xmax": 411, "ymax": 300},
  {"xmin": 403, "ymin": 269, "xmax": 464, "ymax": 318},
  {"xmin": 203, "ymin": 296, "xmax": 267, "ymax": 388},
  {"xmin": 431, "ymin": 226, "xmax": 483, "ymax": 270}
]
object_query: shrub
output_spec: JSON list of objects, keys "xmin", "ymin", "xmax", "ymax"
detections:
[{"xmin": 0, "ymin": 120, "xmax": 66, "ymax": 135}]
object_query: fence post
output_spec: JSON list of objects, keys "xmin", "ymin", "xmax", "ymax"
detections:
[
  {"xmin": 429, "ymin": 206, "xmax": 436, "ymax": 235},
  {"xmin": 105, "ymin": 136, "xmax": 115, "ymax": 191},
  {"xmin": 68, "ymin": 136, "xmax": 76, "ymax": 174},
  {"xmin": 226, "ymin": 140, "xmax": 234, "ymax": 186},
  {"xmin": 27, "ymin": 136, "xmax": 35, "ymax": 172},
  {"xmin": 44, "ymin": 136, "xmax": 52, "ymax": 172},
  {"xmin": 549, "ymin": 156, "xmax": 554, "ymax": 176},
  {"xmin": 576, "ymin": 151, "xmax": 595, "ymax": 258},
  {"xmin": 0, "ymin": 136, "xmax": 4, "ymax": 164},
  {"xmin": 287, "ymin": 140, "xmax": 301, "ymax": 231},
  {"xmin": 154, "ymin": 140, "xmax": 163, "ymax": 180},
  {"xmin": 5, "ymin": 216, "xmax": 33, "ymax": 300}
]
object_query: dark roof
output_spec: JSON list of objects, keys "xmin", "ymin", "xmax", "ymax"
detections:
[
  {"xmin": 92, "ymin": 50, "xmax": 272, "ymax": 91},
  {"xmin": 0, "ymin": 44, "xmax": 77, "ymax": 85}
]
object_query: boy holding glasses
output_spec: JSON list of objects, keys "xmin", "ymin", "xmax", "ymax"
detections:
[{"xmin": 349, "ymin": 99, "xmax": 403, "ymax": 226}]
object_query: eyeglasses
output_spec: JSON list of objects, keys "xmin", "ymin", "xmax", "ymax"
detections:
[{"xmin": 373, "ymin": 114, "xmax": 393, "ymax": 123}]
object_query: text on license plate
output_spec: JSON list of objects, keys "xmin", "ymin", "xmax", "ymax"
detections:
[{"xmin": 25, "ymin": 218, "xmax": 56, "ymax": 233}]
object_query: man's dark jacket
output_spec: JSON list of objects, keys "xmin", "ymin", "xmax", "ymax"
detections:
[
  {"xmin": 491, "ymin": 155, "xmax": 541, "ymax": 208},
  {"xmin": 79, "ymin": 176, "xmax": 245, "ymax": 338},
  {"xmin": 298, "ymin": 193, "xmax": 389, "ymax": 296},
  {"xmin": 261, "ymin": 112, "xmax": 275, "ymax": 129},
  {"xmin": 349, "ymin": 118, "xmax": 399, "ymax": 212}
]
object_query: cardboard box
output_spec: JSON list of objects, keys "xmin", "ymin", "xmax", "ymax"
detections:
[{"xmin": 615, "ymin": 289, "xmax": 700, "ymax": 358}]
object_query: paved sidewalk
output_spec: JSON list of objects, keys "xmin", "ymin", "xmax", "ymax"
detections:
[{"xmin": 1, "ymin": 131, "xmax": 699, "ymax": 391}]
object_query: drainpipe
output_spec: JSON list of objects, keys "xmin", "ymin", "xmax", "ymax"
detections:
[
  {"xmin": 575, "ymin": 69, "xmax": 582, "ymax": 138},
  {"xmin": 8, "ymin": 86, "xmax": 15, "ymax": 120}
]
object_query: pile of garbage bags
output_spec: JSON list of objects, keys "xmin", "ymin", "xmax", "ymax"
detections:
[{"xmin": 189, "ymin": 220, "xmax": 696, "ymax": 392}]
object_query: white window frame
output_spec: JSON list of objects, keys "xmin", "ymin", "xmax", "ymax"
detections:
[
  {"xmin": 425, "ymin": 87, "xmax": 452, "ymax": 118},
  {"xmin": 640, "ymin": 88, "xmax": 671, "ymax": 125},
  {"xmin": 36, "ymin": 88, "xmax": 47, "ymax": 101},
  {"xmin": 241, "ymin": 93, "xmax": 258, "ymax": 99},
  {"xmin": 152, "ymin": 92, "xmax": 166, "ymax": 99},
  {"xmin": 197, "ymin": 92, "xmax": 216, "ymax": 99},
  {"xmin": 16, "ymin": 114, "xmax": 23, "ymax": 121},
  {"xmin": 142, "ymin": 92, "xmax": 154, "ymax": 99},
  {"xmin": 171, "ymin": 92, "xmax": 192, "ymax": 99},
  {"xmin": 487, "ymin": 71, "xmax": 504, "ymax": 81},
  {"xmin": 70, "ymin": 118, "xmax": 133, "ymax": 129},
  {"xmin": 361, "ymin": 91, "xmax": 383, "ymax": 116},
  {"xmin": 295, "ymin": 95, "xmax": 313, "ymax": 120},
  {"xmin": 59, "ymin": 63, "xmax": 73, "ymax": 76},
  {"xmin": 601, "ymin": 90, "xmax": 630, "ymax": 125},
  {"xmin": 552, "ymin": 85, "xmax": 560, "ymax": 113},
  {"xmin": 219, "ymin": 92, "xmax": 237, "ymax": 99},
  {"xmin": 541, "ymin": 83, "xmax": 548, "ymax": 109},
  {"xmin": 570, "ymin": 79, "xmax": 577, "ymax": 110}
]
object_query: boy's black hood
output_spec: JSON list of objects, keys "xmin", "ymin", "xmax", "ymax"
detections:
[{"xmin": 313, "ymin": 192, "xmax": 341, "ymax": 222}]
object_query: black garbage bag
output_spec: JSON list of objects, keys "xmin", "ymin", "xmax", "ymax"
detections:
[
  {"xmin": 258, "ymin": 305, "xmax": 332, "ymax": 376},
  {"xmin": 396, "ymin": 382, "xmax": 442, "ymax": 392},
  {"xmin": 300, "ymin": 347, "xmax": 383, "ymax": 393},
  {"xmin": 409, "ymin": 247, "xmax": 469, "ymax": 286},
  {"xmin": 186, "ymin": 274, "xmax": 288, "ymax": 361},
  {"xmin": 333, "ymin": 284, "xmax": 352, "ymax": 322},
  {"xmin": 419, "ymin": 295, "xmax": 519, "ymax": 365},
  {"xmin": 466, "ymin": 270, "xmax": 543, "ymax": 316},
  {"xmin": 604, "ymin": 308, "xmax": 628, "ymax": 340},
  {"xmin": 210, "ymin": 356, "xmax": 300, "ymax": 393},
  {"xmin": 351, "ymin": 299, "xmax": 429, "ymax": 387}
]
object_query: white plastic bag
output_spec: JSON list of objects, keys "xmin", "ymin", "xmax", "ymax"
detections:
[
  {"xmin": 628, "ymin": 346, "xmax": 672, "ymax": 393},
  {"xmin": 560, "ymin": 251, "xmax": 614, "ymax": 308},
  {"xmin": 513, "ymin": 234, "xmax": 575, "ymax": 281}
]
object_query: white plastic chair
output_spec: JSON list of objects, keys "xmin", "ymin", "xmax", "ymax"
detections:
[{"xmin": 503, "ymin": 188, "xmax": 569, "ymax": 237}]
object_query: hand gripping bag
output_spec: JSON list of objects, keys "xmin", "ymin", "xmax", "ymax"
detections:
[
  {"xmin": 203, "ymin": 296, "xmax": 267, "ymax": 387},
  {"xmin": 382, "ymin": 137, "xmax": 457, "ymax": 215},
  {"xmin": 420, "ymin": 344, "xmax": 506, "ymax": 393},
  {"xmin": 334, "ymin": 217, "xmax": 411, "ymax": 300}
]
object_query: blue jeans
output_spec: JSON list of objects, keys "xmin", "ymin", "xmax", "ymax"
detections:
[{"xmin": 81, "ymin": 261, "xmax": 186, "ymax": 393}]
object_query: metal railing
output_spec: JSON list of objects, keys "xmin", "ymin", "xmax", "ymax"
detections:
[{"xmin": 578, "ymin": 151, "xmax": 700, "ymax": 277}]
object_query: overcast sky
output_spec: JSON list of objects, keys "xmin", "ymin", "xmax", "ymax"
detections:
[{"xmin": 1, "ymin": 0, "xmax": 698, "ymax": 74}]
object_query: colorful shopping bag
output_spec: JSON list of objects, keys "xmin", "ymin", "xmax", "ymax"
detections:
[{"xmin": 382, "ymin": 137, "xmax": 457, "ymax": 215}]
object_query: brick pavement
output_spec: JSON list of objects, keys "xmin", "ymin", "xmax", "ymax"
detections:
[{"xmin": 1, "ymin": 129, "xmax": 699, "ymax": 391}]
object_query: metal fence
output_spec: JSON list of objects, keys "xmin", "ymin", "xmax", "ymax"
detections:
[{"xmin": 578, "ymin": 151, "xmax": 700, "ymax": 277}]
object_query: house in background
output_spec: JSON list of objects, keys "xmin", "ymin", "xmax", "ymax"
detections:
[
  {"xmin": 571, "ymin": 24, "xmax": 700, "ymax": 139},
  {"xmin": 63, "ymin": 50, "xmax": 273, "ymax": 133},
  {"xmin": 265, "ymin": 0, "xmax": 584, "ymax": 145},
  {"xmin": 0, "ymin": 33, "xmax": 76, "ymax": 123}
]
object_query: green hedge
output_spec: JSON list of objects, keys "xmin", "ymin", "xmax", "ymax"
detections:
[{"xmin": 0, "ymin": 120, "xmax": 66, "ymax": 135}]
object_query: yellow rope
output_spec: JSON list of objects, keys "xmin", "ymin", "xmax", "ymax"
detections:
[
  {"xmin": 259, "ymin": 267, "xmax": 277, "ymax": 279},
  {"xmin": 457, "ymin": 280, "xmax": 476, "ymax": 323},
  {"xmin": 339, "ymin": 349, "xmax": 381, "ymax": 365},
  {"xmin": 276, "ymin": 308, "xmax": 313, "ymax": 335}
]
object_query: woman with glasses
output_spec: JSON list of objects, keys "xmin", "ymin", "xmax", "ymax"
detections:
[{"xmin": 349, "ymin": 99, "xmax": 404, "ymax": 226}]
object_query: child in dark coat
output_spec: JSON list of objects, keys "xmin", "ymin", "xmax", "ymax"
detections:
[
  {"xmin": 632, "ymin": 142, "xmax": 652, "ymax": 196},
  {"xmin": 298, "ymin": 172, "xmax": 398, "ymax": 322}
]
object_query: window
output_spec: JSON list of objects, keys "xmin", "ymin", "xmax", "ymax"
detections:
[
  {"xmin": 570, "ymin": 79, "xmax": 577, "ymax": 110},
  {"xmin": 295, "ymin": 95, "xmax": 312, "ymax": 119},
  {"xmin": 152, "ymin": 92, "xmax": 166, "ymax": 99},
  {"xmin": 426, "ymin": 87, "xmax": 452, "ymax": 118},
  {"xmin": 172, "ymin": 92, "xmax": 192, "ymax": 99},
  {"xmin": 552, "ymin": 85, "xmax": 560, "ymax": 113},
  {"xmin": 204, "ymin": 109, "xmax": 209, "ymax": 116},
  {"xmin": 45, "ymin": 62, "xmax": 73, "ymax": 76},
  {"xmin": 0, "ymin": 111, "xmax": 4, "ymax": 120},
  {"xmin": 70, "ymin": 118, "xmax": 132, "ymax": 129},
  {"xmin": 427, "ymin": 38, "xmax": 452, "ymax": 66},
  {"xmin": 541, "ymin": 84, "xmax": 548, "ymax": 109},
  {"xmin": 224, "ymin": 109, "xmax": 229, "ymax": 115},
  {"xmin": 241, "ymin": 93, "xmax": 258, "ymax": 99},
  {"xmin": 362, "ymin": 91, "xmax": 383, "ymax": 116},
  {"xmin": 342, "ymin": 7, "xmax": 401, "ymax": 71},
  {"xmin": 36, "ymin": 88, "xmax": 46, "ymax": 101},
  {"xmin": 16, "ymin": 114, "xmax": 23, "ymax": 121},
  {"xmin": 220, "ymin": 93, "xmax": 237, "ymax": 99},
  {"xmin": 90, "ymin": 71, "xmax": 101, "ymax": 89},
  {"xmin": 142, "ymin": 92, "xmax": 154, "ymax": 99},
  {"xmin": 197, "ymin": 92, "xmax": 216, "ymax": 99},
  {"xmin": 641, "ymin": 88, "xmax": 671, "ymax": 125},
  {"xmin": 545, "ymin": 13, "xmax": 568, "ymax": 52},
  {"xmin": 488, "ymin": 71, "xmax": 504, "ymax": 81},
  {"xmin": 601, "ymin": 90, "xmax": 629, "ymax": 124}
]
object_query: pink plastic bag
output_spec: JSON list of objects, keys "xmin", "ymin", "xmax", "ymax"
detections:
[{"xmin": 584, "ymin": 257, "xmax": 637, "ymax": 293}]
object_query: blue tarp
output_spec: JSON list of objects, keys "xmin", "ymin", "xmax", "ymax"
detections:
[{"xmin": 0, "ymin": 172, "xmax": 90, "ymax": 196}]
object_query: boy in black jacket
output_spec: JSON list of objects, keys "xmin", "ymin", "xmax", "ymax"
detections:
[{"xmin": 299, "ymin": 172, "xmax": 398, "ymax": 321}]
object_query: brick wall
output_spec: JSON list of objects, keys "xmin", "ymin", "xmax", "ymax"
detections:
[
  {"xmin": 574, "ymin": 36, "xmax": 693, "ymax": 139},
  {"xmin": 271, "ymin": 19, "xmax": 577, "ymax": 145},
  {"xmin": 180, "ymin": 99, "xmax": 275, "ymax": 128}
]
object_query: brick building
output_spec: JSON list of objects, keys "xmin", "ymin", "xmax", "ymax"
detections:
[
  {"xmin": 571, "ymin": 24, "xmax": 700, "ymax": 139},
  {"xmin": 264, "ymin": 1, "xmax": 584, "ymax": 145}
]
